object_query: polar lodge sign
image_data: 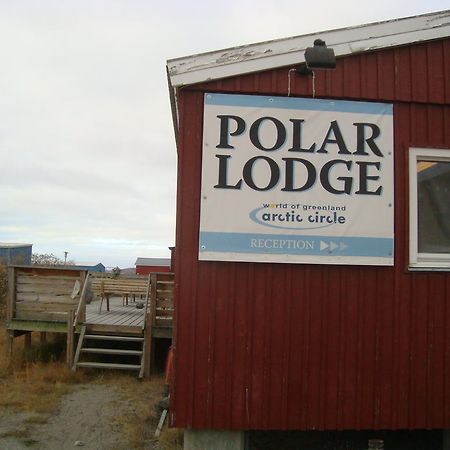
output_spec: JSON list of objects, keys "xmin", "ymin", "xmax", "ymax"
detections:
[{"xmin": 199, "ymin": 93, "xmax": 394, "ymax": 265}]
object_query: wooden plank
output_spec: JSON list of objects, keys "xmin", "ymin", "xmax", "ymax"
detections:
[
  {"xmin": 6, "ymin": 319, "xmax": 68, "ymax": 333},
  {"xmin": 15, "ymin": 302, "xmax": 73, "ymax": 322},
  {"xmin": 129, "ymin": 315, "xmax": 145, "ymax": 327},
  {"xmin": 153, "ymin": 274, "xmax": 174, "ymax": 282},
  {"xmin": 17, "ymin": 281, "xmax": 77, "ymax": 292},
  {"xmin": 86, "ymin": 324, "xmax": 143, "ymax": 335},
  {"xmin": 7, "ymin": 267, "xmax": 15, "ymax": 322},
  {"xmin": 155, "ymin": 299, "xmax": 173, "ymax": 308},
  {"xmin": 17, "ymin": 284, "xmax": 75, "ymax": 294},
  {"xmin": 155, "ymin": 409, "xmax": 168, "ymax": 437},
  {"xmin": 139, "ymin": 339, "xmax": 146, "ymax": 379},
  {"xmin": 157, "ymin": 280, "xmax": 175, "ymax": 286},
  {"xmin": 17, "ymin": 275, "xmax": 79, "ymax": 284},
  {"xmin": 102, "ymin": 313, "xmax": 130, "ymax": 326},
  {"xmin": 74, "ymin": 273, "xmax": 90, "ymax": 327},
  {"xmin": 98, "ymin": 281, "xmax": 148, "ymax": 287},
  {"xmin": 84, "ymin": 334, "xmax": 143, "ymax": 342},
  {"xmin": 152, "ymin": 327, "xmax": 173, "ymax": 339},
  {"xmin": 81, "ymin": 348, "xmax": 142, "ymax": 356},
  {"xmin": 91, "ymin": 279, "xmax": 148, "ymax": 287},
  {"xmin": 16, "ymin": 293, "xmax": 76, "ymax": 303},
  {"xmin": 91, "ymin": 281, "xmax": 148, "ymax": 287},
  {"xmin": 144, "ymin": 273, "xmax": 157, "ymax": 378},
  {"xmin": 92, "ymin": 290, "xmax": 148, "ymax": 297},
  {"xmin": 156, "ymin": 308, "xmax": 173, "ymax": 317},
  {"xmin": 85, "ymin": 297, "xmax": 145, "ymax": 327},
  {"xmin": 155, "ymin": 318, "xmax": 173, "ymax": 327},
  {"xmin": 15, "ymin": 310, "xmax": 69, "ymax": 322},
  {"xmin": 72, "ymin": 325, "xmax": 86, "ymax": 371},
  {"xmin": 66, "ymin": 309, "xmax": 75, "ymax": 368},
  {"xmin": 15, "ymin": 302, "xmax": 77, "ymax": 312},
  {"xmin": 156, "ymin": 287, "xmax": 174, "ymax": 294},
  {"xmin": 76, "ymin": 362, "xmax": 141, "ymax": 370},
  {"xmin": 157, "ymin": 291, "xmax": 174, "ymax": 299},
  {"xmin": 111, "ymin": 311, "xmax": 142, "ymax": 327},
  {"xmin": 15, "ymin": 266, "xmax": 82, "ymax": 278},
  {"xmin": 156, "ymin": 284, "xmax": 174, "ymax": 290}
]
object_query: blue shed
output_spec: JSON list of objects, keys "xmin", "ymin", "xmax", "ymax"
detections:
[{"xmin": 0, "ymin": 243, "xmax": 32, "ymax": 265}]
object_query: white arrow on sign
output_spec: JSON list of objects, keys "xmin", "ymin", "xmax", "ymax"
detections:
[
  {"xmin": 320, "ymin": 240, "xmax": 348, "ymax": 252},
  {"xmin": 329, "ymin": 241, "xmax": 338, "ymax": 251}
]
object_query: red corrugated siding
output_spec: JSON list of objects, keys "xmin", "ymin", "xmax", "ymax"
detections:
[{"xmin": 171, "ymin": 39, "xmax": 450, "ymax": 430}]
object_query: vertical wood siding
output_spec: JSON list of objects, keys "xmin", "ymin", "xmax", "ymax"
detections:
[{"xmin": 171, "ymin": 39, "xmax": 450, "ymax": 430}]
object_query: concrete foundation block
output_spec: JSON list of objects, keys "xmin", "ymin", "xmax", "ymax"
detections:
[
  {"xmin": 444, "ymin": 430, "xmax": 450, "ymax": 450},
  {"xmin": 184, "ymin": 429, "xmax": 245, "ymax": 450}
]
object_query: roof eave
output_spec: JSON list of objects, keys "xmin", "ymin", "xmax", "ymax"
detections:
[{"xmin": 167, "ymin": 10, "xmax": 450, "ymax": 88}]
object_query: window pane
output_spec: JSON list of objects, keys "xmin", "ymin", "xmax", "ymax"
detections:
[{"xmin": 417, "ymin": 160, "xmax": 450, "ymax": 254}]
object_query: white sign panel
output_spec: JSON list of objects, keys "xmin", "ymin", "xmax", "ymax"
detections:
[{"xmin": 199, "ymin": 93, "xmax": 394, "ymax": 265}]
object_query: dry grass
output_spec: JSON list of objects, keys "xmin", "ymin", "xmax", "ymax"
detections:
[
  {"xmin": 0, "ymin": 327, "xmax": 88, "ymax": 414},
  {"xmin": 0, "ymin": 322, "xmax": 182, "ymax": 449},
  {"xmin": 108, "ymin": 374, "xmax": 166, "ymax": 449},
  {"xmin": 96, "ymin": 371, "xmax": 183, "ymax": 449},
  {"xmin": 155, "ymin": 428, "xmax": 184, "ymax": 450}
]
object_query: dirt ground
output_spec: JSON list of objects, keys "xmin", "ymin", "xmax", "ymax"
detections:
[{"xmin": 0, "ymin": 383, "xmax": 157, "ymax": 450}]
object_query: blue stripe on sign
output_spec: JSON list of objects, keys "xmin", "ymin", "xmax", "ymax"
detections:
[
  {"xmin": 199, "ymin": 231, "xmax": 393, "ymax": 258},
  {"xmin": 204, "ymin": 93, "xmax": 393, "ymax": 116}
]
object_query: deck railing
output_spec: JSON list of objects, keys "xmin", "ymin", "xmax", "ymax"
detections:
[
  {"xmin": 142, "ymin": 272, "xmax": 174, "ymax": 377},
  {"xmin": 73, "ymin": 273, "xmax": 91, "ymax": 327},
  {"xmin": 7, "ymin": 265, "xmax": 87, "ymax": 326}
]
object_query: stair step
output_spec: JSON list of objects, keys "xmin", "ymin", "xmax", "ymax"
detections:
[
  {"xmin": 81, "ymin": 348, "xmax": 143, "ymax": 356},
  {"xmin": 84, "ymin": 334, "xmax": 144, "ymax": 342},
  {"xmin": 76, "ymin": 362, "xmax": 141, "ymax": 371}
]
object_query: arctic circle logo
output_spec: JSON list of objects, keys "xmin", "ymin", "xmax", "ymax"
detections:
[{"xmin": 249, "ymin": 205, "xmax": 347, "ymax": 230}]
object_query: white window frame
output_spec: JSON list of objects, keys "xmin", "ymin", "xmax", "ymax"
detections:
[{"xmin": 409, "ymin": 147, "xmax": 450, "ymax": 270}]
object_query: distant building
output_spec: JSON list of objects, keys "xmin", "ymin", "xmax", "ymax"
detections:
[
  {"xmin": 69, "ymin": 263, "xmax": 106, "ymax": 273},
  {"xmin": 0, "ymin": 243, "xmax": 32, "ymax": 265},
  {"xmin": 135, "ymin": 257, "xmax": 170, "ymax": 275}
]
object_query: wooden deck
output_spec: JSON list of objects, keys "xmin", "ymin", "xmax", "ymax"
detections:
[
  {"xmin": 86, "ymin": 296, "xmax": 145, "ymax": 328},
  {"xmin": 6, "ymin": 267, "xmax": 174, "ymax": 376}
]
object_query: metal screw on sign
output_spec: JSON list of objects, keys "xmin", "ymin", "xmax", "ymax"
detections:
[{"xmin": 368, "ymin": 439, "xmax": 384, "ymax": 449}]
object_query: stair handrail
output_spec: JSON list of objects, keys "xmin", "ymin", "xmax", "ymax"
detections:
[
  {"xmin": 73, "ymin": 272, "xmax": 91, "ymax": 328},
  {"xmin": 142, "ymin": 274, "xmax": 152, "ymax": 331}
]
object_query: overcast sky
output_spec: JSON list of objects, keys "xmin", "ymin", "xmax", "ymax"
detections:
[{"xmin": 0, "ymin": 1, "xmax": 447, "ymax": 268}]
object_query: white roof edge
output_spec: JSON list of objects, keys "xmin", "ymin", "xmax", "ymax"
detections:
[
  {"xmin": 0, "ymin": 243, "xmax": 33, "ymax": 248},
  {"xmin": 167, "ymin": 10, "xmax": 450, "ymax": 88},
  {"xmin": 134, "ymin": 257, "xmax": 171, "ymax": 266}
]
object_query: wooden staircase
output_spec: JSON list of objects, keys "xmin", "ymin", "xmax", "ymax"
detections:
[
  {"xmin": 72, "ymin": 325, "xmax": 146, "ymax": 377},
  {"xmin": 70, "ymin": 272, "xmax": 174, "ymax": 378}
]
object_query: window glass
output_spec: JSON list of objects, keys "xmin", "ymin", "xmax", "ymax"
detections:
[
  {"xmin": 410, "ymin": 148, "xmax": 450, "ymax": 269},
  {"xmin": 417, "ymin": 160, "xmax": 450, "ymax": 254}
]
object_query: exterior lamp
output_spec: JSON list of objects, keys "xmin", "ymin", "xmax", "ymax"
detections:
[{"xmin": 296, "ymin": 39, "xmax": 336, "ymax": 75}]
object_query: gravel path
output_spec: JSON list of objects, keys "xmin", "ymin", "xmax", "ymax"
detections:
[{"xmin": 0, "ymin": 384, "xmax": 144, "ymax": 450}]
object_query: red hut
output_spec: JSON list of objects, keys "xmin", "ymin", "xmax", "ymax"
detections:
[
  {"xmin": 135, "ymin": 257, "xmax": 170, "ymax": 275},
  {"xmin": 167, "ymin": 10, "xmax": 450, "ymax": 449}
]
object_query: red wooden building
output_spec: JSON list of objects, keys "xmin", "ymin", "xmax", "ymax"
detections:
[
  {"xmin": 135, "ymin": 257, "xmax": 171, "ymax": 275},
  {"xmin": 167, "ymin": 11, "xmax": 450, "ymax": 449}
]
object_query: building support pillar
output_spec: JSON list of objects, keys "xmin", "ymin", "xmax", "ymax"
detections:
[
  {"xmin": 443, "ymin": 430, "xmax": 450, "ymax": 450},
  {"xmin": 6, "ymin": 330, "xmax": 13, "ymax": 356},
  {"xmin": 184, "ymin": 429, "xmax": 245, "ymax": 450},
  {"xmin": 24, "ymin": 332, "xmax": 31, "ymax": 350}
]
